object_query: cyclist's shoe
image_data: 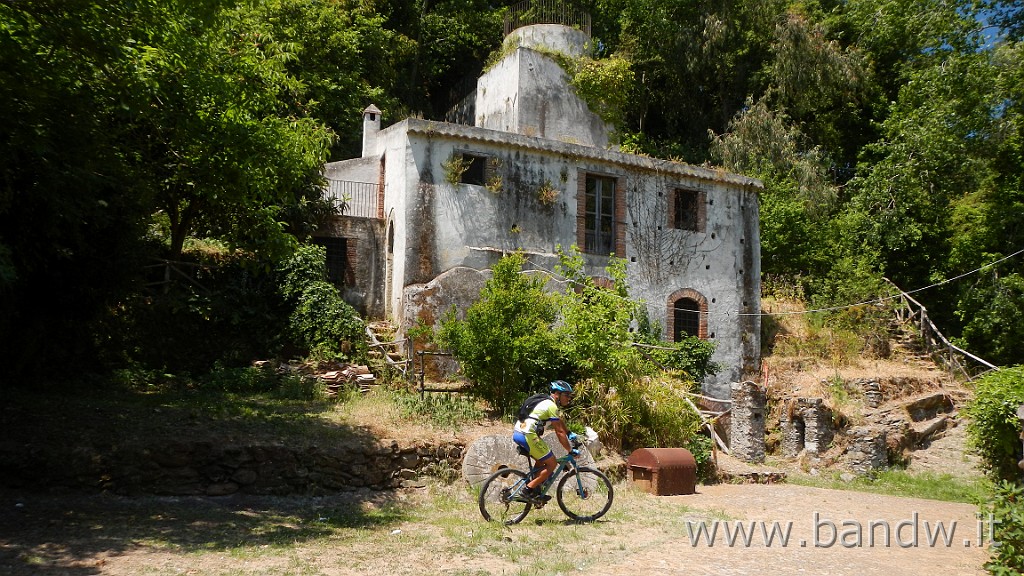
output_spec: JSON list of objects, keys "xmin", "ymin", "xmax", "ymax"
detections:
[
  {"xmin": 511, "ymin": 489, "xmax": 533, "ymax": 503},
  {"xmin": 516, "ymin": 487, "xmax": 551, "ymax": 505},
  {"xmin": 525, "ymin": 488, "xmax": 551, "ymax": 505}
]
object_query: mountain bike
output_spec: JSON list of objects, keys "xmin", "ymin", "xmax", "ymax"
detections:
[{"xmin": 477, "ymin": 438, "xmax": 614, "ymax": 524}]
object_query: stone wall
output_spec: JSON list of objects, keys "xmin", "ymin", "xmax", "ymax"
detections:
[
  {"xmin": 0, "ymin": 439, "xmax": 464, "ymax": 496},
  {"xmin": 842, "ymin": 426, "xmax": 888, "ymax": 474},
  {"xmin": 729, "ymin": 381, "xmax": 766, "ymax": 463},
  {"xmin": 779, "ymin": 397, "xmax": 835, "ymax": 457}
]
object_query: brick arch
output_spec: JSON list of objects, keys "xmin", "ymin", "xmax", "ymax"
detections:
[
  {"xmin": 666, "ymin": 288, "xmax": 709, "ymax": 341},
  {"xmin": 591, "ymin": 276, "xmax": 614, "ymax": 290}
]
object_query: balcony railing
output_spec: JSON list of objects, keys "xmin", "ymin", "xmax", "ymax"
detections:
[
  {"xmin": 324, "ymin": 179, "xmax": 380, "ymax": 219},
  {"xmin": 504, "ymin": 0, "xmax": 591, "ymax": 37}
]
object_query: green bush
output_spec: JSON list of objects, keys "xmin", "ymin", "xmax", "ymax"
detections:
[
  {"xmin": 982, "ymin": 481, "xmax": 1024, "ymax": 575},
  {"xmin": 569, "ymin": 377, "xmax": 703, "ymax": 452},
  {"xmin": 289, "ymin": 280, "xmax": 366, "ymax": 361},
  {"xmin": 436, "ymin": 252, "xmax": 563, "ymax": 413},
  {"xmin": 278, "ymin": 244, "xmax": 367, "ymax": 362},
  {"xmin": 101, "ymin": 250, "xmax": 288, "ymax": 374},
  {"xmin": 964, "ymin": 366, "xmax": 1024, "ymax": 482}
]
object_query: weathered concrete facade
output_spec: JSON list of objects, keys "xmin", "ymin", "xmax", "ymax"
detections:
[{"xmin": 319, "ymin": 22, "xmax": 761, "ymax": 397}]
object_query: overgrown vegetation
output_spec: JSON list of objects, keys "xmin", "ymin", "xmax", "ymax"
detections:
[
  {"xmin": 981, "ymin": 481, "xmax": 1024, "ymax": 575},
  {"xmin": 279, "ymin": 245, "xmax": 368, "ymax": 363},
  {"xmin": 437, "ymin": 249, "xmax": 715, "ymax": 462},
  {"xmin": 965, "ymin": 366, "xmax": 1024, "ymax": 483},
  {"xmin": 392, "ymin": 390, "xmax": 485, "ymax": 431},
  {"xmin": 964, "ymin": 367, "xmax": 1024, "ymax": 574}
]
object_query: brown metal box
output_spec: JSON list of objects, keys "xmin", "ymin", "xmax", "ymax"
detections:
[{"xmin": 627, "ymin": 448, "xmax": 696, "ymax": 495}]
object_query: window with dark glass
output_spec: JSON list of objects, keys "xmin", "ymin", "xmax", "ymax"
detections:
[
  {"xmin": 461, "ymin": 153, "xmax": 486, "ymax": 185},
  {"xmin": 673, "ymin": 297, "xmax": 701, "ymax": 340},
  {"xmin": 585, "ymin": 174, "xmax": 616, "ymax": 255},
  {"xmin": 674, "ymin": 188, "xmax": 700, "ymax": 231},
  {"xmin": 313, "ymin": 237, "xmax": 348, "ymax": 286}
]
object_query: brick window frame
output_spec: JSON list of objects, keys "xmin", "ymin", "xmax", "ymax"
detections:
[
  {"xmin": 576, "ymin": 169, "xmax": 626, "ymax": 257},
  {"xmin": 314, "ymin": 236, "xmax": 357, "ymax": 287},
  {"xmin": 667, "ymin": 187, "xmax": 707, "ymax": 233},
  {"xmin": 666, "ymin": 288, "xmax": 709, "ymax": 341}
]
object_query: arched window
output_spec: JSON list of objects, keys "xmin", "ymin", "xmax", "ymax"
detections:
[
  {"xmin": 673, "ymin": 297, "xmax": 701, "ymax": 340},
  {"xmin": 666, "ymin": 289, "xmax": 708, "ymax": 341}
]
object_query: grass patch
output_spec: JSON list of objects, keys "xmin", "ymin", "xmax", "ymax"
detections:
[
  {"xmin": 391, "ymin": 389, "xmax": 485, "ymax": 431},
  {"xmin": 787, "ymin": 469, "xmax": 988, "ymax": 503}
]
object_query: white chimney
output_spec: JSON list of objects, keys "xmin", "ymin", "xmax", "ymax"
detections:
[{"xmin": 362, "ymin": 104, "xmax": 381, "ymax": 157}]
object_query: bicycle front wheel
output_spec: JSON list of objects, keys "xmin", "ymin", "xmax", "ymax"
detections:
[
  {"xmin": 556, "ymin": 466, "xmax": 614, "ymax": 522},
  {"xmin": 478, "ymin": 467, "xmax": 532, "ymax": 525}
]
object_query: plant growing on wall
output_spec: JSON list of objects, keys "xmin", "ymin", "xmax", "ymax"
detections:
[
  {"xmin": 442, "ymin": 153, "xmax": 471, "ymax": 185},
  {"xmin": 485, "ymin": 157, "xmax": 503, "ymax": 193},
  {"xmin": 537, "ymin": 179, "xmax": 559, "ymax": 205},
  {"xmin": 568, "ymin": 54, "xmax": 634, "ymax": 132},
  {"xmin": 532, "ymin": 46, "xmax": 635, "ymax": 132}
]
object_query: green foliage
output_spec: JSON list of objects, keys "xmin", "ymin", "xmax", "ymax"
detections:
[
  {"xmin": 99, "ymin": 250, "xmax": 289, "ymax": 374},
  {"xmin": 553, "ymin": 246, "xmax": 645, "ymax": 385},
  {"xmin": 280, "ymin": 245, "xmax": 366, "ymax": 362},
  {"xmin": 436, "ymin": 252, "xmax": 562, "ymax": 413},
  {"xmin": 442, "ymin": 153, "xmax": 471, "ymax": 185},
  {"xmin": 567, "ymin": 54, "xmax": 634, "ymax": 133},
  {"xmin": 568, "ymin": 377, "xmax": 704, "ymax": 454},
  {"xmin": 958, "ymin": 273, "xmax": 1024, "ymax": 366},
  {"xmin": 982, "ymin": 481, "xmax": 1024, "ymax": 575},
  {"xmin": 965, "ymin": 366, "xmax": 1024, "ymax": 482},
  {"xmin": 392, "ymin": 391, "xmax": 484, "ymax": 431},
  {"xmin": 199, "ymin": 363, "xmax": 325, "ymax": 401}
]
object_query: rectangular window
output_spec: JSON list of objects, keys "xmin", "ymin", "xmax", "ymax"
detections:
[
  {"xmin": 460, "ymin": 153, "xmax": 487, "ymax": 185},
  {"xmin": 585, "ymin": 175, "xmax": 616, "ymax": 255},
  {"xmin": 673, "ymin": 188, "xmax": 702, "ymax": 231},
  {"xmin": 313, "ymin": 237, "xmax": 348, "ymax": 286}
]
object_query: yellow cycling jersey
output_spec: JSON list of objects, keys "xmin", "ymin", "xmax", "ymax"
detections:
[{"xmin": 513, "ymin": 397, "xmax": 560, "ymax": 435}]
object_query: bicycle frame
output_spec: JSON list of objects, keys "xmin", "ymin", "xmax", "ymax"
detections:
[{"xmin": 515, "ymin": 453, "xmax": 582, "ymax": 499}]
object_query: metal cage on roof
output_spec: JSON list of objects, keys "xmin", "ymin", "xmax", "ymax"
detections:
[{"xmin": 503, "ymin": 0, "xmax": 591, "ymax": 37}]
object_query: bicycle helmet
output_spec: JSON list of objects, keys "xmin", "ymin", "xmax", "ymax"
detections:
[{"xmin": 549, "ymin": 380, "xmax": 574, "ymax": 394}]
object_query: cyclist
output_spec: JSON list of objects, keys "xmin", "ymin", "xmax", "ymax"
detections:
[{"xmin": 512, "ymin": 379, "xmax": 578, "ymax": 504}]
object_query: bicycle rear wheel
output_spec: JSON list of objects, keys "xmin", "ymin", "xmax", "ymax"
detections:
[
  {"xmin": 556, "ymin": 466, "xmax": 614, "ymax": 522},
  {"xmin": 478, "ymin": 467, "xmax": 532, "ymax": 525}
]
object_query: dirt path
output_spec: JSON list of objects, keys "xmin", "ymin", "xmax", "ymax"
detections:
[
  {"xmin": 0, "ymin": 480, "xmax": 989, "ymax": 576},
  {"xmin": 591, "ymin": 483, "xmax": 988, "ymax": 576}
]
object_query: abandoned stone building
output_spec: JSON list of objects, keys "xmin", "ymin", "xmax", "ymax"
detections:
[{"xmin": 316, "ymin": 11, "xmax": 762, "ymax": 398}]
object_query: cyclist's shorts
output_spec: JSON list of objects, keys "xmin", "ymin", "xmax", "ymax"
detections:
[{"xmin": 513, "ymin": 430, "xmax": 553, "ymax": 461}]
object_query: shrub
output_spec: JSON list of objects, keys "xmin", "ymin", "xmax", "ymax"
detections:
[
  {"xmin": 289, "ymin": 280, "xmax": 366, "ymax": 361},
  {"xmin": 964, "ymin": 366, "xmax": 1024, "ymax": 482},
  {"xmin": 982, "ymin": 481, "xmax": 1024, "ymax": 575},
  {"xmin": 102, "ymin": 250, "xmax": 288, "ymax": 374},
  {"xmin": 436, "ymin": 252, "xmax": 563, "ymax": 414},
  {"xmin": 278, "ymin": 244, "xmax": 367, "ymax": 362},
  {"xmin": 569, "ymin": 377, "xmax": 703, "ymax": 452}
]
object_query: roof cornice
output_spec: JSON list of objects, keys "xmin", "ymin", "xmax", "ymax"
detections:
[{"xmin": 397, "ymin": 118, "xmax": 763, "ymax": 190}]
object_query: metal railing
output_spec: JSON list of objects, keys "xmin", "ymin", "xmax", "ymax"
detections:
[
  {"xmin": 884, "ymin": 278, "xmax": 999, "ymax": 381},
  {"xmin": 324, "ymin": 179, "xmax": 380, "ymax": 219},
  {"xmin": 504, "ymin": 0, "xmax": 591, "ymax": 37}
]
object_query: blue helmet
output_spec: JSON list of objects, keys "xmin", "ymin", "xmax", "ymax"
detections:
[{"xmin": 549, "ymin": 380, "xmax": 574, "ymax": 394}]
